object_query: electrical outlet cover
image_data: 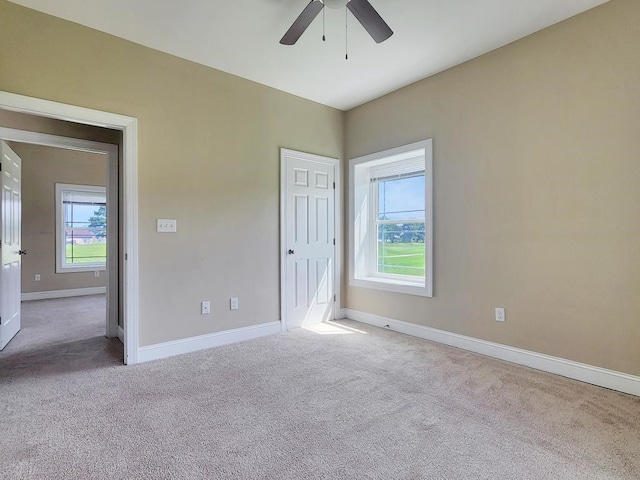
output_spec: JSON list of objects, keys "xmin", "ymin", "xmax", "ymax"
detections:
[{"xmin": 201, "ymin": 301, "xmax": 211, "ymax": 315}]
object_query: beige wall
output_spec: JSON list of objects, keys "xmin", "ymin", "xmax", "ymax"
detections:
[
  {"xmin": 345, "ymin": 0, "xmax": 640, "ymax": 376},
  {"xmin": 10, "ymin": 143, "xmax": 107, "ymax": 293},
  {"xmin": 0, "ymin": 0, "xmax": 344, "ymax": 346}
]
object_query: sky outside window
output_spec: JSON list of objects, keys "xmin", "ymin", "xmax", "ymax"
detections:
[{"xmin": 378, "ymin": 175, "xmax": 425, "ymax": 220}]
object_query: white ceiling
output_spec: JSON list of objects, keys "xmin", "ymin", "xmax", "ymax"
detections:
[{"xmin": 9, "ymin": 0, "xmax": 608, "ymax": 111}]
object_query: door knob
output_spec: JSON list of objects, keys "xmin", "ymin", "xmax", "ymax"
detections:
[
  {"xmin": 288, "ymin": 249, "xmax": 294, "ymax": 255},
  {"xmin": 18, "ymin": 249, "xmax": 27, "ymax": 255}
]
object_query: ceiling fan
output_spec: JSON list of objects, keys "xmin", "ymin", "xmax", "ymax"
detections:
[{"xmin": 280, "ymin": 0, "xmax": 393, "ymax": 46}]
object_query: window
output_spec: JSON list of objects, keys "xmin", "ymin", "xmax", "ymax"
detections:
[
  {"xmin": 349, "ymin": 140, "xmax": 433, "ymax": 297},
  {"xmin": 55, "ymin": 183, "xmax": 107, "ymax": 273}
]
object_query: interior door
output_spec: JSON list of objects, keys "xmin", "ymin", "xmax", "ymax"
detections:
[
  {"xmin": 283, "ymin": 151, "xmax": 336, "ymax": 329},
  {"xmin": 0, "ymin": 141, "xmax": 22, "ymax": 350}
]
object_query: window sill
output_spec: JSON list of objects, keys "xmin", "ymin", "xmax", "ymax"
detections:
[
  {"xmin": 56, "ymin": 265, "xmax": 106, "ymax": 274},
  {"xmin": 350, "ymin": 275, "xmax": 432, "ymax": 297}
]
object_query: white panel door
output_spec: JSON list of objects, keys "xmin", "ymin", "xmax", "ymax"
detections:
[
  {"xmin": 284, "ymin": 152, "xmax": 335, "ymax": 329},
  {"xmin": 0, "ymin": 141, "xmax": 22, "ymax": 350}
]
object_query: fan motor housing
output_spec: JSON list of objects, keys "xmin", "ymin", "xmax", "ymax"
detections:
[{"xmin": 323, "ymin": 0, "xmax": 348, "ymax": 9}]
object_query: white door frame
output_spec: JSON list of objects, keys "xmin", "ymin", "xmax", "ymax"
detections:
[
  {"xmin": 0, "ymin": 128, "xmax": 118, "ymax": 340},
  {"xmin": 0, "ymin": 91, "xmax": 139, "ymax": 365},
  {"xmin": 280, "ymin": 148, "xmax": 341, "ymax": 332}
]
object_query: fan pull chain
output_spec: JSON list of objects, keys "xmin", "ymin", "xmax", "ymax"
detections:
[
  {"xmin": 322, "ymin": 5, "xmax": 326, "ymax": 41},
  {"xmin": 345, "ymin": 7, "xmax": 348, "ymax": 60}
]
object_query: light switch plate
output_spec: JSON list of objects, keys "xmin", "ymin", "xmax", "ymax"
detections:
[
  {"xmin": 495, "ymin": 307, "xmax": 506, "ymax": 322},
  {"xmin": 157, "ymin": 219, "xmax": 177, "ymax": 233}
]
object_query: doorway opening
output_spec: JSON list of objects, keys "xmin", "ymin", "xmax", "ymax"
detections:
[
  {"xmin": 0, "ymin": 134, "xmax": 118, "ymax": 364},
  {"xmin": 0, "ymin": 91, "xmax": 139, "ymax": 364}
]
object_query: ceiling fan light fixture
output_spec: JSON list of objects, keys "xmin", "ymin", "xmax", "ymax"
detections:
[{"xmin": 280, "ymin": 0, "xmax": 392, "ymax": 47}]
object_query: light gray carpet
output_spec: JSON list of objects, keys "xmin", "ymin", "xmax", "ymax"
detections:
[
  {"xmin": 1, "ymin": 303, "xmax": 639, "ymax": 479},
  {"xmin": 0, "ymin": 295, "xmax": 122, "ymax": 378}
]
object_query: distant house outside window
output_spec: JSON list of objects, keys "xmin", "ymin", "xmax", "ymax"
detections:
[{"xmin": 55, "ymin": 183, "xmax": 107, "ymax": 273}]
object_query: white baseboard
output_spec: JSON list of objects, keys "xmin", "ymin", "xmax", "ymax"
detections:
[
  {"xmin": 346, "ymin": 309, "xmax": 640, "ymax": 397},
  {"xmin": 21, "ymin": 286, "xmax": 106, "ymax": 302},
  {"xmin": 137, "ymin": 321, "xmax": 282, "ymax": 364},
  {"xmin": 336, "ymin": 308, "xmax": 347, "ymax": 320},
  {"xmin": 117, "ymin": 326, "xmax": 124, "ymax": 344}
]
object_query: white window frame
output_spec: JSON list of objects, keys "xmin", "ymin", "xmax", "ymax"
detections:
[
  {"xmin": 349, "ymin": 139, "xmax": 433, "ymax": 297},
  {"xmin": 55, "ymin": 183, "xmax": 107, "ymax": 273}
]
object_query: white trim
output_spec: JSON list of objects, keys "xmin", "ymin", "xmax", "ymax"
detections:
[
  {"xmin": 280, "ymin": 148, "xmax": 341, "ymax": 332},
  {"xmin": 122, "ymin": 117, "xmax": 139, "ymax": 364},
  {"xmin": 346, "ymin": 309, "xmax": 640, "ymax": 397},
  {"xmin": 21, "ymin": 286, "xmax": 106, "ymax": 301},
  {"xmin": 0, "ymin": 91, "xmax": 139, "ymax": 364},
  {"xmin": 279, "ymin": 152, "xmax": 287, "ymax": 332},
  {"xmin": 349, "ymin": 139, "xmax": 433, "ymax": 297},
  {"xmin": 351, "ymin": 275, "xmax": 428, "ymax": 297},
  {"xmin": 118, "ymin": 325, "xmax": 124, "ymax": 344},
  {"xmin": 335, "ymin": 154, "xmax": 343, "ymax": 315},
  {"xmin": 336, "ymin": 308, "xmax": 347, "ymax": 320},
  {"xmin": 137, "ymin": 321, "xmax": 281, "ymax": 364}
]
